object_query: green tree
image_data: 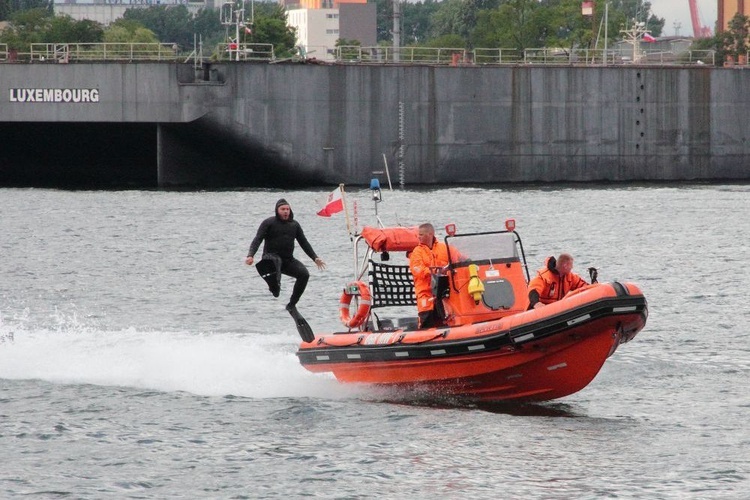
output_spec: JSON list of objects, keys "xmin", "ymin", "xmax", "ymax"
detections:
[
  {"xmin": 538, "ymin": 0, "xmax": 594, "ymax": 50},
  {"xmin": 45, "ymin": 15, "xmax": 103, "ymax": 44},
  {"xmin": 246, "ymin": 14, "xmax": 296, "ymax": 57},
  {"xmin": 0, "ymin": 0, "xmax": 51, "ymax": 22},
  {"xmin": 0, "ymin": 8, "xmax": 107, "ymax": 49},
  {"xmin": 0, "ymin": 7, "xmax": 50, "ymax": 49},
  {"xmin": 375, "ymin": 0, "xmax": 444, "ymax": 45},
  {"xmin": 469, "ymin": 0, "xmax": 664, "ymax": 50},
  {"xmin": 251, "ymin": 0, "xmax": 286, "ymax": 19},
  {"xmin": 604, "ymin": 0, "xmax": 664, "ymax": 36},
  {"xmin": 472, "ymin": 0, "xmax": 545, "ymax": 50},
  {"xmin": 192, "ymin": 7, "xmax": 224, "ymax": 48},
  {"xmin": 104, "ymin": 18, "xmax": 158, "ymax": 44},
  {"xmin": 403, "ymin": 0, "xmax": 442, "ymax": 45},
  {"xmin": 374, "ymin": 0, "xmax": 391, "ymax": 42},
  {"xmin": 335, "ymin": 38, "xmax": 361, "ymax": 59},
  {"xmin": 430, "ymin": 0, "xmax": 497, "ymax": 42},
  {"xmin": 336, "ymin": 38, "xmax": 361, "ymax": 46},
  {"xmin": 690, "ymin": 29, "xmax": 726, "ymax": 65},
  {"xmin": 243, "ymin": 4, "xmax": 296, "ymax": 57},
  {"xmin": 123, "ymin": 5, "xmax": 193, "ymax": 48},
  {"xmin": 720, "ymin": 13, "xmax": 749, "ymax": 62},
  {"xmin": 424, "ymin": 33, "xmax": 465, "ymax": 48}
]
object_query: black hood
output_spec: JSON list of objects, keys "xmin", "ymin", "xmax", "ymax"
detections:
[{"xmin": 275, "ymin": 198, "xmax": 294, "ymax": 220}]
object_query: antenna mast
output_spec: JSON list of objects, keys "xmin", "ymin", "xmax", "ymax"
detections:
[
  {"xmin": 620, "ymin": 20, "xmax": 648, "ymax": 63},
  {"xmin": 220, "ymin": 1, "xmax": 249, "ymax": 61}
]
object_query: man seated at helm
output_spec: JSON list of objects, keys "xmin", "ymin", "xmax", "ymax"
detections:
[
  {"xmin": 409, "ymin": 223, "xmax": 450, "ymax": 329},
  {"xmin": 527, "ymin": 253, "xmax": 588, "ymax": 309}
]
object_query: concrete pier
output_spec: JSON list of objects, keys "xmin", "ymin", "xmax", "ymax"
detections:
[{"xmin": 1, "ymin": 62, "xmax": 748, "ymax": 187}]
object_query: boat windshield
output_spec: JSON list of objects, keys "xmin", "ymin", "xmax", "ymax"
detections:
[{"xmin": 445, "ymin": 231, "xmax": 519, "ymax": 264}]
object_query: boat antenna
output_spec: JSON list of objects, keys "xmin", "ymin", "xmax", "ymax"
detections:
[
  {"xmin": 370, "ymin": 177, "xmax": 384, "ymax": 228},
  {"xmin": 340, "ymin": 183, "xmax": 354, "ymax": 241},
  {"xmin": 380, "ymin": 154, "xmax": 394, "ymax": 191}
]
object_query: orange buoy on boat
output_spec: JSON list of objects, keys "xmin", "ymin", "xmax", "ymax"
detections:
[{"xmin": 339, "ymin": 281, "xmax": 371, "ymax": 329}]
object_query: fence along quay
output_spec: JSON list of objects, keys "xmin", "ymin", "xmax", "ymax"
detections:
[{"xmin": 0, "ymin": 42, "xmax": 718, "ymax": 66}]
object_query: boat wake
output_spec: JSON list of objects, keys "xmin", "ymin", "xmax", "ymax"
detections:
[{"xmin": 0, "ymin": 321, "xmax": 365, "ymax": 400}]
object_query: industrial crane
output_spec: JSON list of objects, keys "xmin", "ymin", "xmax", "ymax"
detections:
[{"xmin": 689, "ymin": 0, "xmax": 712, "ymax": 38}]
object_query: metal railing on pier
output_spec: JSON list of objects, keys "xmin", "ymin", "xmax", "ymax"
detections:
[
  {"xmin": 336, "ymin": 46, "xmax": 717, "ymax": 67},
  {"xmin": 1, "ymin": 42, "xmax": 276, "ymax": 63},
  {"xmin": 472, "ymin": 48, "xmax": 523, "ymax": 64},
  {"xmin": 337, "ymin": 46, "xmax": 468, "ymax": 64},
  {"xmin": 215, "ymin": 43, "xmax": 275, "ymax": 62},
  {"xmin": 0, "ymin": 42, "xmax": 726, "ymax": 67},
  {"xmin": 26, "ymin": 43, "xmax": 183, "ymax": 63}
]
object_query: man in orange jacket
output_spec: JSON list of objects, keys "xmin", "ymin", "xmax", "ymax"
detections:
[
  {"xmin": 409, "ymin": 223, "xmax": 450, "ymax": 328},
  {"xmin": 528, "ymin": 253, "xmax": 588, "ymax": 309}
]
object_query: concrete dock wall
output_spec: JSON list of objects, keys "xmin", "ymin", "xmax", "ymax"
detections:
[{"xmin": 1, "ymin": 62, "xmax": 748, "ymax": 186}]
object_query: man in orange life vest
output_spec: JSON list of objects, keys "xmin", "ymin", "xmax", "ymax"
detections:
[
  {"xmin": 409, "ymin": 223, "xmax": 450, "ymax": 329},
  {"xmin": 528, "ymin": 253, "xmax": 588, "ymax": 309}
]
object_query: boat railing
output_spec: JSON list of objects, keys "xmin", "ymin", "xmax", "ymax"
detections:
[{"xmin": 353, "ymin": 235, "xmax": 372, "ymax": 283}]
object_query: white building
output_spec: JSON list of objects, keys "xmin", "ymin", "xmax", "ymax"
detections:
[
  {"xmin": 54, "ymin": 0, "xmax": 208, "ymax": 26},
  {"xmin": 286, "ymin": 8, "xmax": 340, "ymax": 61}
]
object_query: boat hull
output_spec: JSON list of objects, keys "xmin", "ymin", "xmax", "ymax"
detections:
[{"xmin": 297, "ymin": 282, "xmax": 647, "ymax": 402}]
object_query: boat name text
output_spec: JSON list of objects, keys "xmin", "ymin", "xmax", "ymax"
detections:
[{"xmin": 9, "ymin": 88, "xmax": 100, "ymax": 103}]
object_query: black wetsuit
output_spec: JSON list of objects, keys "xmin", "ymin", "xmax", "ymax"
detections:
[{"xmin": 247, "ymin": 208, "xmax": 318, "ymax": 308}]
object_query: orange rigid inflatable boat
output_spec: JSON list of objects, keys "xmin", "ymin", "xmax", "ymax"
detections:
[{"xmin": 296, "ymin": 221, "xmax": 648, "ymax": 402}]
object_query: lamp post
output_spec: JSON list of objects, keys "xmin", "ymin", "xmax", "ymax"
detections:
[{"xmin": 392, "ymin": 0, "xmax": 401, "ymax": 62}]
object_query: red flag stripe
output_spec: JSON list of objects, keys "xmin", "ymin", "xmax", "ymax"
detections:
[{"xmin": 317, "ymin": 187, "xmax": 344, "ymax": 217}]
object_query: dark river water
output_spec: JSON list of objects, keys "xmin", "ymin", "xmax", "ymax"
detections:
[{"xmin": 1, "ymin": 185, "xmax": 748, "ymax": 498}]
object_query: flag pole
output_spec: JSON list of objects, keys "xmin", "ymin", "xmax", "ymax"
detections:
[
  {"xmin": 340, "ymin": 183, "xmax": 353, "ymax": 240},
  {"xmin": 382, "ymin": 153, "xmax": 393, "ymax": 191}
]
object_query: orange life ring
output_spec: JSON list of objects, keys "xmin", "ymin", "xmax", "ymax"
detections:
[{"xmin": 339, "ymin": 281, "xmax": 372, "ymax": 329}]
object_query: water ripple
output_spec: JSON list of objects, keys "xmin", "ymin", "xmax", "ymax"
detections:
[{"xmin": 1, "ymin": 186, "xmax": 749, "ymax": 498}]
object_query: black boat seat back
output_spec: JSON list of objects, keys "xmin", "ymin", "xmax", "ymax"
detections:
[{"xmin": 395, "ymin": 317, "xmax": 419, "ymax": 331}]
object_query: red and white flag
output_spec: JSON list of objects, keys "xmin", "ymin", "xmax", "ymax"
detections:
[
  {"xmin": 643, "ymin": 33, "xmax": 656, "ymax": 43},
  {"xmin": 317, "ymin": 186, "xmax": 344, "ymax": 217}
]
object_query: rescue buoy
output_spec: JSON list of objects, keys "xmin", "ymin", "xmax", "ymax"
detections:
[{"xmin": 339, "ymin": 281, "xmax": 372, "ymax": 329}]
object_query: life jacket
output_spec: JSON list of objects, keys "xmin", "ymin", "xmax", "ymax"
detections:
[
  {"xmin": 409, "ymin": 239, "xmax": 449, "ymax": 313},
  {"xmin": 528, "ymin": 256, "xmax": 588, "ymax": 305}
]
